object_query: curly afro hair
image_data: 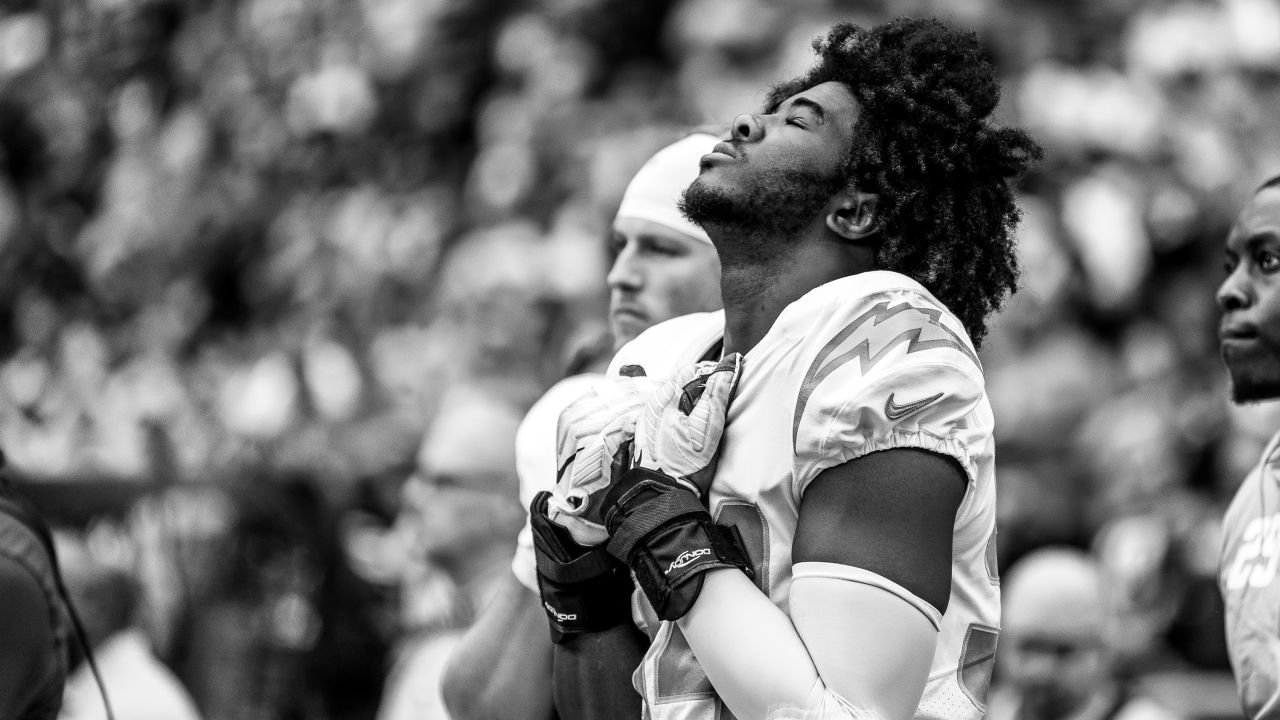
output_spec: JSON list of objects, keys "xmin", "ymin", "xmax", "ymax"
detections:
[{"xmin": 765, "ymin": 18, "xmax": 1042, "ymax": 347}]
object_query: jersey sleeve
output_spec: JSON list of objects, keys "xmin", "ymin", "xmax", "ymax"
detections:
[{"xmin": 791, "ymin": 291, "xmax": 987, "ymax": 498}]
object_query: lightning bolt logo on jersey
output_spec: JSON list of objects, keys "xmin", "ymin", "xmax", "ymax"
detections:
[
  {"xmin": 609, "ymin": 271, "xmax": 1001, "ymax": 720},
  {"xmin": 793, "ymin": 298, "xmax": 979, "ymax": 448}
]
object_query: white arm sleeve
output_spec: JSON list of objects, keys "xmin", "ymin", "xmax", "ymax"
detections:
[{"xmin": 677, "ymin": 562, "xmax": 937, "ymax": 720}]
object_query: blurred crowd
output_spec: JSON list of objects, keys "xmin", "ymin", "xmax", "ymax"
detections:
[{"xmin": 3, "ymin": 0, "xmax": 1280, "ymax": 717}]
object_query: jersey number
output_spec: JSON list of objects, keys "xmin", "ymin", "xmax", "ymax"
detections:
[
  {"xmin": 651, "ymin": 499, "xmax": 768, "ymax": 717},
  {"xmin": 1227, "ymin": 513, "xmax": 1280, "ymax": 590}
]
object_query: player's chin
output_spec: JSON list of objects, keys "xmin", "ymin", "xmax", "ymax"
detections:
[
  {"xmin": 685, "ymin": 172, "xmax": 733, "ymax": 198},
  {"xmin": 1225, "ymin": 361, "xmax": 1280, "ymax": 404},
  {"xmin": 611, "ymin": 313, "xmax": 648, "ymax": 347},
  {"xmin": 679, "ymin": 179, "xmax": 739, "ymax": 229}
]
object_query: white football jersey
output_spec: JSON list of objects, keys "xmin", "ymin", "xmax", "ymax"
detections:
[{"xmin": 608, "ymin": 271, "xmax": 1001, "ymax": 720}]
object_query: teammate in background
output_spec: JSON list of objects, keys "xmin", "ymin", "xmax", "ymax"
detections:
[
  {"xmin": 1217, "ymin": 175, "xmax": 1280, "ymax": 719},
  {"xmin": 440, "ymin": 132, "xmax": 723, "ymax": 720},
  {"xmin": 537, "ymin": 17, "xmax": 1040, "ymax": 720},
  {"xmin": 987, "ymin": 547, "xmax": 1182, "ymax": 720}
]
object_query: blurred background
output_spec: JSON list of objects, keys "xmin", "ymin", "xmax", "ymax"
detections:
[{"xmin": 2, "ymin": 0, "xmax": 1279, "ymax": 717}]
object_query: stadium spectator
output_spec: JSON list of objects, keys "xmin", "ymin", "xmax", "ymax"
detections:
[
  {"xmin": 377, "ymin": 386, "xmax": 526, "ymax": 720},
  {"xmin": 54, "ymin": 526, "xmax": 201, "ymax": 720},
  {"xmin": 988, "ymin": 546, "xmax": 1183, "ymax": 720}
]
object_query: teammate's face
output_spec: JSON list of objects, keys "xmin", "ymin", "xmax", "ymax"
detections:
[
  {"xmin": 1219, "ymin": 186, "xmax": 1280, "ymax": 403},
  {"xmin": 606, "ymin": 217, "xmax": 722, "ymax": 347},
  {"xmin": 999, "ymin": 630, "xmax": 1107, "ymax": 719},
  {"xmin": 681, "ymin": 81, "xmax": 858, "ymax": 247}
]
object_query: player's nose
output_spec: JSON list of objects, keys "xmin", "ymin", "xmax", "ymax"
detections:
[
  {"xmin": 607, "ymin": 242, "xmax": 643, "ymax": 290},
  {"xmin": 1217, "ymin": 267, "xmax": 1252, "ymax": 312},
  {"xmin": 731, "ymin": 113, "xmax": 763, "ymax": 143}
]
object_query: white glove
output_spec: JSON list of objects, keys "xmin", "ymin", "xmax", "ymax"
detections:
[
  {"xmin": 632, "ymin": 353, "xmax": 742, "ymax": 497},
  {"xmin": 545, "ymin": 366, "xmax": 657, "ymax": 545}
]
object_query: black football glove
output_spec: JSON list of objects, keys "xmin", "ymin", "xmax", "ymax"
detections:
[{"xmin": 529, "ymin": 491, "xmax": 635, "ymax": 643}]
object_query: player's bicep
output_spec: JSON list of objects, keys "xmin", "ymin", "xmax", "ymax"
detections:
[{"xmin": 793, "ymin": 447, "xmax": 965, "ymax": 614}]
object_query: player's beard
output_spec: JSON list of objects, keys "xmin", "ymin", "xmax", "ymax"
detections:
[
  {"xmin": 678, "ymin": 166, "xmax": 847, "ymax": 264},
  {"xmin": 1224, "ymin": 340, "xmax": 1280, "ymax": 403}
]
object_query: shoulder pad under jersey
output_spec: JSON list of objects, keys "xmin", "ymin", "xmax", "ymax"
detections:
[
  {"xmin": 783, "ymin": 272, "xmax": 988, "ymax": 495},
  {"xmin": 515, "ymin": 373, "xmax": 604, "ymax": 509},
  {"xmin": 607, "ymin": 310, "xmax": 725, "ymax": 379}
]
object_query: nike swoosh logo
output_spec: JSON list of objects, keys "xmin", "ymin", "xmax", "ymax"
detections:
[{"xmin": 885, "ymin": 392, "xmax": 943, "ymax": 420}]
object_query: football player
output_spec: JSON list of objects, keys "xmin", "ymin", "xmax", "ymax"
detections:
[
  {"xmin": 439, "ymin": 132, "xmax": 723, "ymax": 720},
  {"xmin": 536, "ymin": 17, "xmax": 1040, "ymax": 720},
  {"xmin": 1217, "ymin": 175, "xmax": 1280, "ymax": 719}
]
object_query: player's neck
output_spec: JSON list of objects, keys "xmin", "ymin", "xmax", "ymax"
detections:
[{"xmin": 719, "ymin": 238, "xmax": 874, "ymax": 354}]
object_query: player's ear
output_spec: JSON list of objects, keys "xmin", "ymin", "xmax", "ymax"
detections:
[{"xmin": 825, "ymin": 190, "xmax": 879, "ymax": 242}]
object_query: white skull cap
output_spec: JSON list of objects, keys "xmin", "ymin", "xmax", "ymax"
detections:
[{"xmin": 614, "ymin": 132, "xmax": 720, "ymax": 245}]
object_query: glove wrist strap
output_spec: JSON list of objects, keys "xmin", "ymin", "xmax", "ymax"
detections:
[
  {"xmin": 604, "ymin": 468, "xmax": 753, "ymax": 621},
  {"xmin": 533, "ymin": 538, "xmax": 617, "ymax": 584}
]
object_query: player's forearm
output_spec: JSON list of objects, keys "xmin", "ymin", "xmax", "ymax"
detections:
[
  {"xmin": 678, "ymin": 569, "xmax": 827, "ymax": 719},
  {"xmin": 677, "ymin": 568, "xmax": 936, "ymax": 720},
  {"xmin": 551, "ymin": 623, "xmax": 647, "ymax": 720},
  {"xmin": 442, "ymin": 573, "xmax": 556, "ymax": 720}
]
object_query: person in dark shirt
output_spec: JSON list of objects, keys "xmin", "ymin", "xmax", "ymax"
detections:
[{"xmin": 0, "ymin": 458, "xmax": 69, "ymax": 720}]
